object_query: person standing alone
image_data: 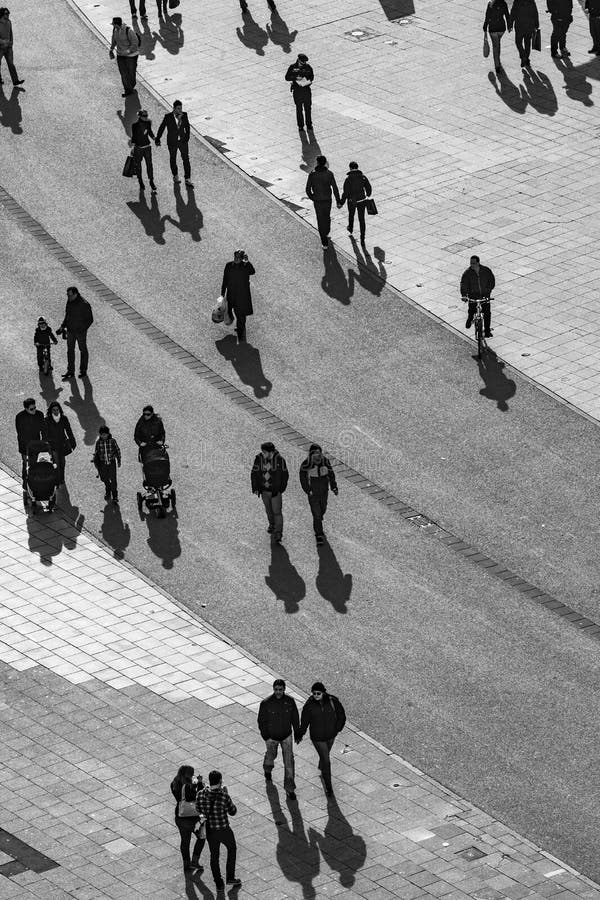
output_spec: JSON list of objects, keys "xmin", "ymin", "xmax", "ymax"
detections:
[
  {"xmin": 483, "ymin": 0, "xmax": 511, "ymax": 73},
  {"xmin": 258, "ymin": 679, "xmax": 300, "ymax": 800},
  {"xmin": 57, "ymin": 287, "xmax": 94, "ymax": 380},
  {"xmin": 109, "ymin": 16, "xmax": 140, "ymax": 97},
  {"xmin": 155, "ymin": 100, "xmax": 193, "ymax": 187},
  {"xmin": 0, "ymin": 8, "xmax": 24, "ymax": 87},
  {"xmin": 220, "ymin": 249, "xmax": 255, "ymax": 342},
  {"xmin": 298, "ymin": 682, "xmax": 346, "ymax": 797},
  {"xmin": 251, "ymin": 441, "xmax": 288, "ymax": 544},
  {"xmin": 546, "ymin": 0, "xmax": 573, "ymax": 56},
  {"xmin": 285, "ymin": 53, "xmax": 314, "ymax": 131},
  {"xmin": 306, "ymin": 156, "xmax": 341, "ymax": 249}
]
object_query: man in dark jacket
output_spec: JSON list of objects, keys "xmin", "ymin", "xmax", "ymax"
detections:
[
  {"xmin": 460, "ymin": 255, "xmax": 496, "ymax": 337},
  {"xmin": 221, "ymin": 250, "xmax": 255, "ymax": 342},
  {"xmin": 155, "ymin": 100, "xmax": 193, "ymax": 187},
  {"xmin": 134, "ymin": 405, "xmax": 165, "ymax": 456},
  {"xmin": 15, "ymin": 398, "xmax": 46, "ymax": 486},
  {"xmin": 285, "ymin": 52, "xmax": 313, "ymax": 131},
  {"xmin": 340, "ymin": 161, "xmax": 372, "ymax": 244},
  {"xmin": 57, "ymin": 287, "xmax": 94, "ymax": 380},
  {"xmin": 251, "ymin": 441, "xmax": 288, "ymax": 543},
  {"xmin": 510, "ymin": 0, "xmax": 540, "ymax": 67},
  {"xmin": 547, "ymin": 0, "xmax": 573, "ymax": 56},
  {"xmin": 298, "ymin": 682, "xmax": 346, "ymax": 796},
  {"xmin": 0, "ymin": 8, "xmax": 24, "ymax": 87},
  {"xmin": 585, "ymin": 0, "xmax": 600, "ymax": 52},
  {"xmin": 258, "ymin": 679, "xmax": 300, "ymax": 799},
  {"xmin": 299, "ymin": 444, "xmax": 338, "ymax": 545},
  {"xmin": 306, "ymin": 156, "xmax": 341, "ymax": 249}
]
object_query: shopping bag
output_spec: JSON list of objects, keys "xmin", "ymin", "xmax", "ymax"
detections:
[
  {"xmin": 169, "ymin": 0, "xmax": 180, "ymax": 8},
  {"xmin": 365, "ymin": 198, "xmax": 378, "ymax": 216},
  {"xmin": 212, "ymin": 296, "xmax": 226, "ymax": 323},
  {"xmin": 122, "ymin": 153, "xmax": 137, "ymax": 178},
  {"xmin": 483, "ymin": 34, "xmax": 490, "ymax": 58},
  {"xmin": 532, "ymin": 28, "xmax": 541, "ymax": 51}
]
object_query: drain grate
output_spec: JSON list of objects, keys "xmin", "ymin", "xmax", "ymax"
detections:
[{"xmin": 456, "ymin": 846, "xmax": 487, "ymax": 862}]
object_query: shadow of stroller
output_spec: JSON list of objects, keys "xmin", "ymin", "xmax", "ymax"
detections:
[
  {"xmin": 153, "ymin": 11, "xmax": 184, "ymax": 54},
  {"xmin": 488, "ymin": 70, "xmax": 527, "ymax": 113},
  {"xmin": 28, "ymin": 486, "xmax": 85, "ymax": 565},
  {"xmin": 0, "ymin": 84, "xmax": 23, "ymax": 134},
  {"xmin": 311, "ymin": 794, "xmax": 367, "ymax": 888},
  {"xmin": 552, "ymin": 56, "xmax": 593, "ymax": 106},
  {"xmin": 38, "ymin": 368, "xmax": 63, "ymax": 406},
  {"xmin": 163, "ymin": 184, "xmax": 203, "ymax": 242},
  {"xmin": 316, "ymin": 540, "xmax": 352, "ymax": 613},
  {"xmin": 348, "ymin": 239, "xmax": 387, "ymax": 297},
  {"xmin": 63, "ymin": 376, "xmax": 106, "ymax": 446},
  {"xmin": 521, "ymin": 66, "xmax": 558, "ymax": 115},
  {"xmin": 266, "ymin": 7, "xmax": 298, "ymax": 52},
  {"xmin": 264, "ymin": 542, "xmax": 306, "ymax": 613},
  {"xmin": 477, "ymin": 349, "xmax": 516, "ymax": 411},
  {"xmin": 127, "ymin": 190, "xmax": 167, "ymax": 244},
  {"xmin": 100, "ymin": 501, "xmax": 131, "ymax": 560},
  {"xmin": 266, "ymin": 783, "xmax": 320, "ymax": 899},
  {"xmin": 215, "ymin": 334, "xmax": 272, "ymax": 397},
  {"xmin": 299, "ymin": 128, "xmax": 322, "ymax": 173},
  {"xmin": 117, "ymin": 91, "xmax": 142, "ymax": 137},
  {"xmin": 144, "ymin": 507, "xmax": 181, "ymax": 568},
  {"xmin": 237, "ymin": 11, "xmax": 269, "ymax": 55},
  {"xmin": 321, "ymin": 245, "xmax": 353, "ymax": 306}
]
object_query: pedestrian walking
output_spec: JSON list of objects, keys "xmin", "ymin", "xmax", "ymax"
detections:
[
  {"xmin": 306, "ymin": 156, "xmax": 341, "ymax": 249},
  {"xmin": 340, "ymin": 162, "xmax": 372, "ymax": 245},
  {"xmin": 460, "ymin": 255, "xmax": 496, "ymax": 337},
  {"xmin": 196, "ymin": 771, "xmax": 242, "ymax": 893},
  {"xmin": 15, "ymin": 398, "xmax": 45, "ymax": 486},
  {"xmin": 131, "ymin": 109, "xmax": 157, "ymax": 193},
  {"xmin": 220, "ymin": 249, "xmax": 255, "ymax": 342},
  {"xmin": 109, "ymin": 16, "xmax": 140, "ymax": 97},
  {"xmin": 129, "ymin": 0, "xmax": 148, "ymax": 20},
  {"xmin": 0, "ymin": 9, "xmax": 24, "ymax": 87},
  {"xmin": 93, "ymin": 425, "xmax": 121, "ymax": 504},
  {"xmin": 170, "ymin": 765, "xmax": 205, "ymax": 874},
  {"xmin": 34, "ymin": 317, "xmax": 58, "ymax": 372},
  {"xmin": 57, "ymin": 287, "xmax": 93, "ymax": 380},
  {"xmin": 299, "ymin": 444, "xmax": 338, "ymax": 546},
  {"xmin": 251, "ymin": 441, "xmax": 289, "ymax": 544},
  {"xmin": 483, "ymin": 0, "xmax": 512, "ymax": 73},
  {"xmin": 45, "ymin": 401, "xmax": 76, "ymax": 486},
  {"xmin": 285, "ymin": 53, "xmax": 314, "ymax": 131},
  {"xmin": 297, "ymin": 682, "xmax": 346, "ymax": 797},
  {"xmin": 155, "ymin": 100, "xmax": 193, "ymax": 187},
  {"xmin": 134, "ymin": 405, "xmax": 165, "ymax": 456},
  {"xmin": 258, "ymin": 679, "xmax": 300, "ymax": 800},
  {"xmin": 510, "ymin": 0, "xmax": 540, "ymax": 67},
  {"xmin": 546, "ymin": 0, "xmax": 572, "ymax": 56},
  {"xmin": 586, "ymin": 0, "xmax": 600, "ymax": 51}
]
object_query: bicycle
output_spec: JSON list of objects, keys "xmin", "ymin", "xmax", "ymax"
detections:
[
  {"xmin": 38, "ymin": 344, "xmax": 52, "ymax": 376},
  {"xmin": 463, "ymin": 297, "xmax": 492, "ymax": 360}
]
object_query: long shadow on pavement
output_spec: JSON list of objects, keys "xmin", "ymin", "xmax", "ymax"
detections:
[
  {"xmin": 100, "ymin": 501, "xmax": 131, "ymax": 560},
  {"xmin": 321, "ymin": 245, "xmax": 353, "ymax": 306},
  {"xmin": 215, "ymin": 334, "xmax": 272, "ymax": 397},
  {"xmin": 143, "ymin": 508, "xmax": 181, "ymax": 568},
  {"xmin": 116, "ymin": 91, "xmax": 142, "ymax": 137},
  {"xmin": 163, "ymin": 184, "xmax": 203, "ymax": 242},
  {"xmin": 264, "ymin": 542, "xmax": 306, "ymax": 613},
  {"xmin": 316, "ymin": 540, "xmax": 352, "ymax": 613},
  {"xmin": 153, "ymin": 11, "xmax": 184, "ymax": 54},
  {"xmin": 266, "ymin": 7, "xmax": 298, "ymax": 53},
  {"xmin": 0, "ymin": 85, "xmax": 24, "ymax": 134},
  {"xmin": 553, "ymin": 56, "xmax": 593, "ymax": 106},
  {"xmin": 299, "ymin": 129, "xmax": 322, "ymax": 174},
  {"xmin": 138, "ymin": 18, "xmax": 159, "ymax": 60},
  {"xmin": 127, "ymin": 190, "xmax": 167, "ymax": 244},
  {"xmin": 267, "ymin": 783, "xmax": 320, "ymax": 899},
  {"xmin": 477, "ymin": 349, "xmax": 516, "ymax": 411},
  {"xmin": 38, "ymin": 369, "xmax": 63, "ymax": 407},
  {"xmin": 63, "ymin": 376, "xmax": 106, "ymax": 446},
  {"xmin": 311, "ymin": 794, "xmax": 367, "ymax": 889},
  {"xmin": 237, "ymin": 11, "xmax": 269, "ymax": 55},
  {"xmin": 27, "ymin": 486, "xmax": 85, "ymax": 565},
  {"xmin": 348, "ymin": 239, "xmax": 387, "ymax": 297},
  {"xmin": 488, "ymin": 70, "xmax": 527, "ymax": 113},
  {"xmin": 521, "ymin": 67, "xmax": 558, "ymax": 116}
]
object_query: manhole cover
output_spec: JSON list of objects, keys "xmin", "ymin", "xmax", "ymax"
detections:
[
  {"xmin": 457, "ymin": 846, "xmax": 487, "ymax": 861},
  {"xmin": 344, "ymin": 27, "xmax": 381, "ymax": 41}
]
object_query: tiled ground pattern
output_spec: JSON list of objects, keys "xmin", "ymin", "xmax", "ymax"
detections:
[
  {"xmin": 73, "ymin": 0, "xmax": 600, "ymax": 420},
  {"xmin": 0, "ymin": 466, "xmax": 599, "ymax": 899}
]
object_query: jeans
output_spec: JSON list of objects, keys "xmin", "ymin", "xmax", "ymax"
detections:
[
  {"xmin": 263, "ymin": 734, "xmax": 296, "ymax": 792},
  {"xmin": 467, "ymin": 300, "xmax": 491, "ymax": 334},
  {"xmin": 169, "ymin": 142, "xmax": 191, "ymax": 179},
  {"xmin": 116, "ymin": 54, "xmax": 138, "ymax": 94},
  {"xmin": 550, "ymin": 17, "xmax": 570, "ymax": 53},
  {"xmin": 0, "ymin": 46, "xmax": 20, "ymax": 84},
  {"xmin": 98, "ymin": 460, "xmax": 118, "ymax": 500},
  {"xmin": 261, "ymin": 490, "xmax": 283, "ymax": 538},
  {"xmin": 294, "ymin": 94, "xmax": 312, "ymax": 129},
  {"xmin": 66, "ymin": 330, "xmax": 89, "ymax": 375},
  {"xmin": 488, "ymin": 30, "xmax": 503, "ymax": 68},
  {"xmin": 133, "ymin": 145, "xmax": 155, "ymax": 187},
  {"xmin": 308, "ymin": 492, "xmax": 328, "ymax": 537},
  {"xmin": 589, "ymin": 14, "xmax": 600, "ymax": 50},
  {"xmin": 314, "ymin": 200, "xmax": 332, "ymax": 244},
  {"xmin": 175, "ymin": 817, "xmax": 204, "ymax": 868},
  {"xmin": 206, "ymin": 826, "xmax": 236, "ymax": 888},
  {"xmin": 129, "ymin": 0, "xmax": 147, "ymax": 16},
  {"xmin": 515, "ymin": 30, "xmax": 533, "ymax": 64},
  {"xmin": 312, "ymin": 737, "xmax": 335, "ymax": 791},
  {"xmin": 347, "ymin": 200, "xmax": 367, "ymax": 240}
]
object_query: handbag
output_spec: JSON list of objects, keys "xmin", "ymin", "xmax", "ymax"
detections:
[
  {"xmin": 122, "ymin": 152, "xmax": 137, "ymax": 178},
  {"xmin": 483, "ymin": 34, "xmax": 490, "ymax": 58},
  {"xmin": 532, "ymin": 28, "xmax": 541, "ymax": 51},
  {"xmin": 177, "ymin": 787, "xmax": 198, "ymax": 818},
  {"xmin": 365, "ymin": 198, "xmax": 378, "ymax": 216},
  {"xmin": 211, "ymin": 296, "xmax": 226, "ymax": 324}
]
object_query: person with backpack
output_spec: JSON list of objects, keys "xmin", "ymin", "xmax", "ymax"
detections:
[
  {"xmin": 170, "ymin": 765, "xmax": 205, "ymax": 874},
  {"xmin": 109, "ymin": 16, "xmax": 140, "ymax": 97},
  {"xmin": 297, "ymin": 682, "xmax": 346, "ymax": 797}
]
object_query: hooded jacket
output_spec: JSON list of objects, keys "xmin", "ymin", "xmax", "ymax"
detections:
[
  {"xmin": 341, "ymin": 169, "xmax": 372, "ymax": 205},
  {"xmin": 45, "ymin": 404, "xmax": 76, "ymax": 457},
  {"xmin": 251, "ymin": 450, "xmax": 289, "ymax": 496},
  {"xmin": 299, "ymin": 693, "xmax": 346, "ymax": 742},
  {"xmin": 59, "ymin": 293, "xmax": 93, "ymax": 334},
  {"xmin": 306, "ymin": 166, "xmax": 341, "ymax": 204},
  {"xmin": 258, "ymin": 693, "xmax": 300, "ymax": 741},
  {"xmin": 299, "ymin": 451, "xmax": 337, "ymax": 498},
  {"xmin": 15, "ymin": 409, "xmax": 46, "ymax": 455},
  {"xmin": 134, "ymin": 413, "xmax": 165, "ymax": 447}
]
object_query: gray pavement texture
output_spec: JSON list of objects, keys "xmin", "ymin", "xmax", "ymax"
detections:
[{"xmin": 1, "ymin": 0, "xmax": 600, "ymax": 887}]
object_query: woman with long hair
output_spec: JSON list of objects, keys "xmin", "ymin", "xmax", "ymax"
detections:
[
  {"xmin": 44, "ymin": 401, "xmax": 76, "ymax": 486},
  {"xmin": 170, "ymin": 765, "xmax": 205, "ymax": 874}
]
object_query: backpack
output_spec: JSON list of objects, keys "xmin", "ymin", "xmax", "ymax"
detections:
[{"xmin": 126, "ymin": 26, "xmax": 142, "ymax": 48}]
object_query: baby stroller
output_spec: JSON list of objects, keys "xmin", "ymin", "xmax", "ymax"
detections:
[
  {"xmin": 137, "ymin": 444, "xmax": 176, "ymax": 518},
  {"xmin": 23, "ymin": 441, "xmax": 58, "ymax": 514}
]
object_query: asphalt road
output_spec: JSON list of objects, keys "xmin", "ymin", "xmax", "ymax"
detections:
[{"xmin": 1, "ymin": 0, "xmax": 600, "ymax": 881}]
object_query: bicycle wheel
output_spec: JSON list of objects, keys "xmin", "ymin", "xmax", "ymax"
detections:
[{"xmin": 475, "ymin": 319, "xmax": 484, "ymax": 359}]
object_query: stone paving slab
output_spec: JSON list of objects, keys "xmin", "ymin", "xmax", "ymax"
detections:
[
  {"xmin": 0, "ymin": 465, "xmax": 599, "ymax": 899},
  {"xmin": 72, "ymin": 0, "xmax": 600, "ymax": 423}
]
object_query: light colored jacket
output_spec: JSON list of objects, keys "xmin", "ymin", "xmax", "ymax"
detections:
[{"xmin": 110, "ymin": 25, "xmax": 139, "ymax": 57}]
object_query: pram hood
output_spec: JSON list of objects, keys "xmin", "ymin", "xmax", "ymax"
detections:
[
  {"xmin": 27, "ymin": 459, "xmax": 58, "ymax": 500},
  {"xmin": 141, "ymin": 445, "xmax": 171, "ymax": 488}
]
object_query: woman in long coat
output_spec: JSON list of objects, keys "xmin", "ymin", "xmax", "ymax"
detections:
[
  {"xmin": 221, "ymin": 249, "xmax": 256, "ymax": 342},
  {"xmin": 45, "ymin": 401, "xmax": 76, "ymax": 485},
  {"xmin": 510, "ymin": 0, "xmax": 540, "ymax": 68}
]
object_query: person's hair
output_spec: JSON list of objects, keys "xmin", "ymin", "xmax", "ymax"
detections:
[
  {"xmin": 48, "ymin": 402, "xmax": 62, "ymax": 416},
  {"xmin": 316, "ymin": 155, "xmax": 327, "ymax": 166},
  {"xmin": 175, "ymin": 765, "xmax": 194, "ymax": 782},
  {"xmin": 99, "ymin": 425, "xmax": 110, "ymax": 435},
  {"xmin": 0, "ymin": 9, "xmax": 9, "ymax": 16},
  {"xmin": 23, "ymin": 398, "xmax": 35, "ymax": 409},
  {"xmin": 67, "ymin": 286, "xmax": 80, "ymax": 296},
  {"xmin": 143, "ymin": 405, "xmax": 154, "ymax": 414},
  {"xmin": 208, "ymin": 770, "xmax": 222, "ymax": 786},
  {"xmin": 173, "ymin": 100, "xmax": 182, "ymax": 108},
  {"xmin": 261, "ymin": 441, "xmax": 275, "ymax": 452},
  {"xmin": 138, "ymin": 109, "xmax": 149, "ymax": 118},
  {"xmin": 349, "ymin": 161, "xmax": 359, "ymax": 170},
  {"xmin": 233, "ymin": 249, "xmax": 246, "ymax": 261},
  {"xmin": 311, "ymin": 681, "xmax": 326, "ymax": 694},
  {"xmin": 273, "ymin": 678, "xmax": 286, "ymax": 688},
  {"xmin": 112, "ymin": 16, "xmax": 122, "ymax": 25},
  {"xmin": 470, "ymin": 255, "xmax": 480, "ymax": 263}
]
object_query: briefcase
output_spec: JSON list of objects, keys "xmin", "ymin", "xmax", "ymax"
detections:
[{"xmin": 365, "ymin": 198, "xmax": 378, "ymax": 216}]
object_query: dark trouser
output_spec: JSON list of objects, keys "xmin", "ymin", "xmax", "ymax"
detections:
[
  {"xmin": 261, "ymin": 490, "xmax": 283, "ymax": 538},
  {"xmin": 228, "ymin": 305, "xmax": 247, "ymax": 339},
  {"xmin": 169, "ymin": 142, "xmax": 191, "ymax": 179},
  {"xmin": 133, "ymin": 145, "xmax": 155, "ymax": 187},
  {"xmin": 36, "ymin": 345, "xmax": 52, "ymax": 368},
  {"xmin": 157, "ymin": 0, "xmax": 168, "ymax": 14},
  {"xmin": 294, "ymin": 93, "xmax": 312, "ymax": 129},
  {"xmin": 66, "ymin": 330, "xmax": 89, "ymax": 375},
  {"xmin": 175, "ymin": 817, "xmax": 204, "ymax": 869},
  {"xmin": 590, "ymin": 15, "xmax": 600, "ymax": 50},
  {"xmin": 98, "ymin": 461, "xmax": 118, "ymax": 500},
  {"xmin": 308, "ymin": 492, "xmax": 328, "ymax": 537},
  {"xmin": 312, "ymin": 738, "xmax": 335, "ymax": 791},
  {"xmin": 515, "ymin": 30, "xmax": 533, "ymax": 65},
  {"xmin": 52, "ymin": 450, "xmax": 66, "ymax": 485},
  {"xmin": 550, "ymin": 17, "xmax": 570, "ymax": 53},
  {"xmin": 21, "ymin": 453, "xmax": 27, "ymax": 488},
  {"xmin": 314, "ymin": 200, "xmax": 332, "ymax": 244},
  {"xmin": 489, "ymin": 30, "xmax": 503, "ymax": 68},
  {"xmin": 467, "ymin": 300, "xmax": 491, "ymax": 334},
  {"xmin": 129, "ymin": 0, "xmax": 147, "ymax": 16},
  {"xmin": 347, "ymin": 200, "xmax": 367, "ymax": 240},
  {"xmin": 116, "ymin": 54, "xmax": 138, "ymax": 94},
  {"xmin": 206, "ymin": 826, "xmax": 236, "ymax": 888},
  {"xmin": 0, "ymin": 47, "xmax": 20, "ymax": 84}
]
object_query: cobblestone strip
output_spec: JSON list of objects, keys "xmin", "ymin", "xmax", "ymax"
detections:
[{"xmin": 0, "ymin": 185, "xmax": 594, "ymax": 639}]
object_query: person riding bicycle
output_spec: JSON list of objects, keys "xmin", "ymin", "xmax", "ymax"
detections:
[
  {"xmin": 460, "ymin": 255, "xmax": 495, "ymax": 338},
  {"xmin": 34, "ymin": 317, "xmax": 58, "ymax": 371}
]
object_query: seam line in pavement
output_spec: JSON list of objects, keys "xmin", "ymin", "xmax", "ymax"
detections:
[{"xmin": 0, "ymin": 182, "xmax": 596, "ymax": 640}]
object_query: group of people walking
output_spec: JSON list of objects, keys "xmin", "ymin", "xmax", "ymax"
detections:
[{"xmin": 127, "ymin": 101, "xmax": 194, "ymax": 192}]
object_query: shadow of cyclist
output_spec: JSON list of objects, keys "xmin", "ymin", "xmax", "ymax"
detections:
[{"xmin": 477, "ymin": 349, "xmax": 516, "ymax": 412}]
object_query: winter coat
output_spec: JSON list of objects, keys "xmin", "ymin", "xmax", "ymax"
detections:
[
  {"xmin": 59, "ymin": 295, "xmax": 93, "ymax": 335},
  {"xmin": 257, "ymin": 694, "xmax": 300, "ymax": 741},
  {"xmin": 299, "ymin": 454, "xmax": 337, "ymax": 498},
  {"xmin": 45, "ymin": 410, "xmax": 76, "ymax": 458},
  {"xmin": 221, "ymin": 261, "xmax": 255, "ymax": 316},
  {"xmin": 251, "ymin": 451, "xmax": 289, "ymax": 496},
  {"xmin": 299, "ymin": 693, "xmax": 346, "ymax": 742},
  {"xmin": 586, "ymin": 0, "xmax": 600, "ymax": 16},
  {"xmin": 134, "ymin": 414, "xmax": 165, "ymax": 447},
  {"xmin": 15, "ymin": 409, "xmax": 46, "ymax": 455},
  {"xmin": 340, "ymin": 169, "xmax": 372, "ymax": 205},
  {"xmin": 546, "ymin": 0, "xmax": 572, "ymax": 18},
  {"xmin": 285, "ymin": 61, "xmax": 314, "ymax": 98},
  {"xmin": 131, "ymin": 119, "xmax": 155, "ymax": 148},
  {"xmin": 306, "ymin": 167, "xmax": 341, "ymax": 204},
  {"xmin": 510, "ymin": 0, "xmax": 540, "ymax": 32},
  {"xmin": 34, "ymin": 326, "xmax": 58, "ymax": 347},
  {"xmin": 460, "ymin": 265, "xmax": 495, "ymax": 300},
  {"xmin": 484, "ymin": 0, "xmax": 511, "ymax": 31}
]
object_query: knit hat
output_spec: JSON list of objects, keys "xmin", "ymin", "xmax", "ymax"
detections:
[
  {"xmin": 309, "ymin": 443, "xmax": 322, "ymax": 454},
  {"xmin": 311, "ymin": 682, "xmax": 326, "ymax": 693},
  {"xmin": 261, "ymin": 441, "xmax": 275, "ymax": 452}
]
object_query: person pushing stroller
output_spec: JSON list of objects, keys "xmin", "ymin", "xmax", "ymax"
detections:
[{"xmin": 134, "ymin": 405, "xmax": 165, "ymax": 459}]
